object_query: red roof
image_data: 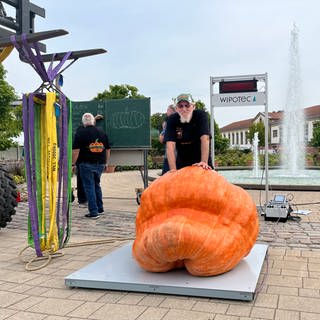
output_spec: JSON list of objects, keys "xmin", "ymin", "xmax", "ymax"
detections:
[
  {"xmin": 305, "ymin": 105, "xmax": 320, "ymax": 118},
  {"xmin": 220, "ymin": 105, "xmax": 320, "ymax": 131},
  {"xmin": 268, "ymin": 111, "xmax": 283, "ymax": 120},
  {"xmin": 220, "ymin": 118, "xmax": 254, "ymax": 132}
]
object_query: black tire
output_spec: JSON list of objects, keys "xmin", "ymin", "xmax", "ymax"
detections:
[{"xmin": 0, "ymin": 166, "xmax": 17, "ymax": 229}]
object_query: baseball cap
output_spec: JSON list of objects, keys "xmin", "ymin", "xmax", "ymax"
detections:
[{"xmin": 176, "ymin": 93, "xmax": 193, "ymax": 104}]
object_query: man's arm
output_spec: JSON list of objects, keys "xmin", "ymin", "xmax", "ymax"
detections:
[
  {"xmin": 159, "ymin": 131, "xmax": 165, "ymax": 144},
  {"xmin": 72, "ymin": 149, "xmax": 80, "ymax": 166},
  {"xmin": 193, "ymin": 135, "xmax": 211, "ymax": 170},
  {"xmin": 200, "ymin": 134, "xmax": 210, "ymax": 163},
  {"xmin": 105, "ymin": 148, "xmax": 111, "ymax": 166},
  {"xmin": 166, "ymin": 141, "xmax": 177, "ymax": 171}
]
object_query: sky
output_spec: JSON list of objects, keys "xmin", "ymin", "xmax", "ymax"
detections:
[{"xmin": 2, "ymin": 0, "xmax": 320, "ymax": 127}]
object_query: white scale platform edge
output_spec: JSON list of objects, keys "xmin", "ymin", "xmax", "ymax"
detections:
[{"xmin": 65, "ymin": 242, "xmax": 268, "ymax": 301}]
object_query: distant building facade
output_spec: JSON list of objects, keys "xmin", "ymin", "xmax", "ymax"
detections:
[{"xmin": 220, "ymin": 105, "xmax": 320, "ymax": 149}]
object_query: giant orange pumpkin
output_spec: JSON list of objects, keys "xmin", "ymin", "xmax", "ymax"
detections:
[{"xmin": 132, "ymin": 166, "xmax": 259, "ymax": 276}]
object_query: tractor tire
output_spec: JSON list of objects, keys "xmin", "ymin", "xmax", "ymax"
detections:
[{"xmin": 0, "ymin": 166, "xmax": 17, "ymax": 229}]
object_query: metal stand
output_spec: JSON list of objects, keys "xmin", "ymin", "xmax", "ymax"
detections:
[{"xmin": 65, "ymin": 242, "xmax": 268, "ymax": 301}]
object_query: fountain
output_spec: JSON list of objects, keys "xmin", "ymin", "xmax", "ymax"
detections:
[
  {"xmin": 252, "ymin": 132, "xmax": 260, "ymax": 177},
  {"xmin": 218, "ymin": 24, "xmax": 320, "ymax": 191},
  {"xmin": 281, "ymin": 24, "xmax": 305, "ymax": 174}
]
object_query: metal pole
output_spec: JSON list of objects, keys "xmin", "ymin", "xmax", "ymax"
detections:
[
  {"xmin": 210, "ymin": 77, "xmax": 215, "ymax": 166},
  {"xmin": 143, "ymin": 149, "xmax": 148, "ymax": 189},
  {"xmin": 264, "ymin": 73, "xmax": 269, "ymax": 207}
]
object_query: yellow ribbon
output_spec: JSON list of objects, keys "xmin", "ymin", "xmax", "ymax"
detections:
[
  {"xmin": 0, "ymin": 46, "xmax": 14, "ymax": 63},
  {"xmin": 45, "ymin": 92, "xmax": 59, "ymax": 252}
]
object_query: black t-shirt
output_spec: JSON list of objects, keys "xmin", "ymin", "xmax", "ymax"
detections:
[
  {"xmin": 72, "ymin": 126, "xmax": 110, "ymax": 164},
  {"xmin": 164, "ymin": 109, "xmax": 211, "ymax": 168}
]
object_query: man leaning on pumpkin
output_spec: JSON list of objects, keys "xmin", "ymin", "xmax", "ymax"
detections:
[{"xmin": 164, "ymin": 93, "xmax": 213, "ymax": 171}]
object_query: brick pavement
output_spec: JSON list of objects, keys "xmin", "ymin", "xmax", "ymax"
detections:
[{"xmin": 0, "ymin": 170, "xmax": 320, "ymax": 319}]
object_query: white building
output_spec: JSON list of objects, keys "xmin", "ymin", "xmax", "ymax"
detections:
[{"xmin": 220, "ymin": 105, "xmax": 320, "ymax": 149}]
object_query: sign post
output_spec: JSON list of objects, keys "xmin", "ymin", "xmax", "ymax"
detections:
[{"xmin": 210, "ymin": 73, "xmax": 269, "ymax": 206}]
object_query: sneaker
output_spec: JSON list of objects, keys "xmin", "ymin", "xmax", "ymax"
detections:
[
  {"xmin": 84, "ymin": 213, "xmax": 100, "ymax": 219},
  {"xmin": 78, "ymin": 203, "xmax": 87, "ymax": 208},
  {"xmin": 98, "ymin": 209, "xmax": 104, "ymax": 215}
]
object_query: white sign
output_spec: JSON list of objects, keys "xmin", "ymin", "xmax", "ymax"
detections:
[{"xmin": 212, "ymin": 92, "xmax": 265, "ymax": 107}]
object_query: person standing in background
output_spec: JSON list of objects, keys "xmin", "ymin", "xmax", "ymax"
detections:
[
  {"xmin": 74, "ymin": 114, "xmax": 104, "ymax": 207},
  {"xmin": 72, "ymin": 113, "xmax": 110, "ymax": 219},
  {"xmin": 159, "ymin": 104, "xmax": 176, "ymax": 175}
]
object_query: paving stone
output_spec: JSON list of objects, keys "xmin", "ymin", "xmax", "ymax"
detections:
[
  {"xmin": 299, "ymin": 288, "xmax": 320, "ymax": 298},
  {"xmin": 9, "ymin": 296, "xmax": 46, "ymax": 311},
  {"xmin": 226, "ymin": 304, "xmax": 252, "ymax": 317},
  {"xmin": 89, "ymin": 303, "xmax": 146, "ymax": 320},
  {"xmin": 27, "ymin": 297, "xmax": 84, "ymax": 316},
  {"xmin": 275, "ymin": 309, "xmax": 299, "ymax": 320},
  {"xmin": 279, "ymin": 295, "xmax": 320, "ymax": 313},
  {"xmin": 192, "ymin": 300, "xmax": 229, "ymax": 314},
  {"xmin": 303, "ymin": 278, "xmax": 320, "ymax": 290},
  {"xmin": 267, "ymin": 285, "xmax": 298, "ymax": 296},
  {"xmin": 300, "ymin": 312, "xmax": 320, "ymax": 320},
  {"xmin": 5, "ymin": 311, "xmax": 47, "ymax": 320},
  {"xmin": 159, "ymin": 297, "xmax": 195, "ymax": 310},
  {"xmin": 253, "ymin": 293, "xmax": 278, "ymax": 308},
  {"xmin": 136, "ymin": 307, "xmax": 169, "ymax": 320},
  {"xmin": 250, "ymin": 306, "xmax": 275, "ymax": 319},
  {"xmin": 68, "ymin": 289, "xmax": 106, "ymax": 302},
  {"xmin": 162, "ymin": 308, "xmax": 214, "ymax": 320},
  {"xmin": 66, "ymin": 301, "xmax": 104, "ymax": 318},
  {"xmin": 0, "ymin": 309, "xmax": 17, "ymax": 320},
  {"xmin": 0, "ymin": 291, "xmax": 28, "ymax": 308},
  {"xmin": 138, "ymin": 294, "xmax": 166, "ymax": 307},
  {"xmin": 118, "ymin": 292, "xmax": 146, "ymax": 305}
]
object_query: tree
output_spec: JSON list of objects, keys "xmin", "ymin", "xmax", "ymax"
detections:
[
  {"xmin": 311, "ymin": 121, "xmax": 320, "ymax": 147},
  {"xmin": 0, "ymin": 64, "xmax": 20, "ymax": 150},
  {"xmin": 194, "ymin": 100, "xmax": 208, "ymax": 112},
  {"xmin": 93, "ymin": 84, "xmax": 145, "ymax": 100},
  {"xmin": 247, "ymin": 122, "xmax": 265, "ymax": 147},
  {"xmin": 151, "ymin": 112, "xmax": 166, "ymax": 132},
  {"xmin": 213, "ymin": 121, "xmax": 229, "ymax": 154}
]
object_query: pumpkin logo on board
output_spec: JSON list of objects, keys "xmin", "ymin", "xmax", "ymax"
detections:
[{"xmin": 89, "ymin": 139, "xmax": 104, "ymax": 153}]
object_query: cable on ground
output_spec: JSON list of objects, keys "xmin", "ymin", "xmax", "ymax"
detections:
[{"xmin": 19, "ymin": 237, "xmax": 135, "ymax": 271}]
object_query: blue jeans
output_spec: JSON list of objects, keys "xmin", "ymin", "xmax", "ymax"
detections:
[
  {"xmin": 79, "ymin": 163, "xmax": 105, "ymax": 216},
  {"xmin": 76, "ymin": 164, "xmax": 87, "ymax": 204}
]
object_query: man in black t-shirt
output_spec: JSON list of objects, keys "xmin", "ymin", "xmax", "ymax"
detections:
[
  {"xmin": 164, "ymin": 93, "xmax": 212, "ymax": 171},
  {"xmin": 72, "ymin": 113, "xmax": 111, "ymax": 219},
  {"xmin": 74, "ymin": 114, "xmax": 104, "ymax": 206}
]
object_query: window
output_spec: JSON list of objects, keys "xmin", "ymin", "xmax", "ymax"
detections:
[
  {"xmin": 272, "ymin": 130, "xmax": 278, "ymax": 138},
  {"xmin": 305, "ymin": 123, "xmax": 309, "ymax": 141},
  {"xmin": 245, "ymin": 131, "xmax": 249, "ymax": 144}
]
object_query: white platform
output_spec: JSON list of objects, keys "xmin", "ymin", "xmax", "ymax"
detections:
[{"xmin": 65, "ymin": 242, "xmax": 268, "ymax": 301}]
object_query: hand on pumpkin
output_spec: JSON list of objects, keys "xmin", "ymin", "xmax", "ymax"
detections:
[{"xmin": 192, "ymin": 161, "xmax": 212, "ymax": 170}]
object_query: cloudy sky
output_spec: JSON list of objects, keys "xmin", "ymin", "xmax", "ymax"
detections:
[{"xmin": 2, "ymin": 0, "xmax": 320, "ymax": 126}]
